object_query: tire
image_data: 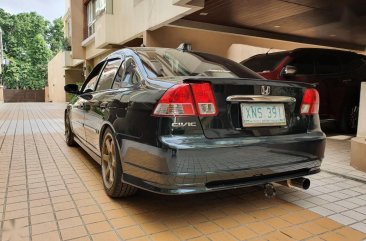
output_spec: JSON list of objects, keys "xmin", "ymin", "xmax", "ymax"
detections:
[
  {"xmin": 339, "ymin": 104, "xmax": 358, "ymax": 134},
  {"xmin": 65, "ymin": 112, "xmax": 77, "ymax": 146},
  {"xmin": 101, "ymin": 128, "xmax": 137, "ymax": 197}
]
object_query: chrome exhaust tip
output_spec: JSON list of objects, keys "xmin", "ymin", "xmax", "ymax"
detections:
[{"xmin": 278, "ymin": 177, "xmax": 311, "ymax": 190}]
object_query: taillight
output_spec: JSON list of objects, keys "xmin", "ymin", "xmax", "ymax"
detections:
[
  {"xmin": 153, "ymin": 83, "xmax": 218, "ymax": 117},
  {"xmin": 191, "ymin": 83, "xmax": 217, "ymax": 116},
  {"xmin": 300, "ymin": 88, "xmax": 319, "ymax": 115},
  {"xmin": 153, "ymin": 84, "xmax": 196, "ymax": 116}
]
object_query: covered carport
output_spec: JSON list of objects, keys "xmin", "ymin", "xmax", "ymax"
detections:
[{"xmin": 143, "ymin": 0, "xmax": 366, "ymax": 172}]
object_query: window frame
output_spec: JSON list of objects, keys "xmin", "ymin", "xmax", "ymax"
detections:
[
  {"xmin": 95, "ymin": 57, "xmax": 123, "ymax": 92},
  {"xmin": 112, "ymin": 57, "xmax": 142, "ymax": 89},
  {"xmin": 87, "ymin": 0, "xmax": 96, "ymax": 37}
]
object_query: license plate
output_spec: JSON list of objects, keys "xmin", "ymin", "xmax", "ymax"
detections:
[{"xmin": 241, "ymin": 103, "xmax": 286, "ymax": 127}]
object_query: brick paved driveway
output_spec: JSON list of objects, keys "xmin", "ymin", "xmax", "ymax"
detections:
[{"xmin": 0, "ymin": 103, "xmax": 365, "ymax": 241}]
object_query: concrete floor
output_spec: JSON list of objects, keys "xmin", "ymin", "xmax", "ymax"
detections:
[{"xmin": 0, "ymin": 103, "xmax": 365, "ymax": 241}]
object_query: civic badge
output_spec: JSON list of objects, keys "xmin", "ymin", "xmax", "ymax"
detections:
[{"xmin": 261, "ymin": 86, "xmax": 271, "ymax": 96}]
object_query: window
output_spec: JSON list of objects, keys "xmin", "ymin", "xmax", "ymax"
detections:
[
  {"xmin": 137, "ymin": 49, "xmax": 263, "ymax": 79},
  {"xmin": 113, "ymin": 58, "xmax": 141, "ymax": 89},
  {"xmin": 81, "ymin": 60, "xmax": 106, "ymax": 93},
  {"xmin": 342, "ymin": 54, "xmax": 364, "ymax": 72},
  {"xmin": 96, "ymin": 0, "xmax": 106, "ymax": 15},
  {"xmin": 84, "ymin": 76, "xmax": 99, "ymax": 93},
  {"xmin": 87, "ymin": 0, "xmax": 96, "ymax": 37},
  {"xmin": 96, "ymin": 58, "xmax": 122, "ymax": 91},
  {"xmin": 288, "ymin": 55, "xmax": 315, "ymax": 75},
  {"xmin": 316, "ymin": 54, "xmax": 342, "ymax": 74},
  {"xmin": 242, "ymin": 52, "xmax": 288, "ymax": 72}
]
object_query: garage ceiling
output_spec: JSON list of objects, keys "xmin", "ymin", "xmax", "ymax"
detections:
[{"xmin": 182, "ymin": 0, "xmax": 366, "ymax": 51}]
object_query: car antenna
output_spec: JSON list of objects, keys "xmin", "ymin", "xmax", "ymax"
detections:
[{"xmin": 266, "ymin": 48, "xmax": 272, "ymax": 55}]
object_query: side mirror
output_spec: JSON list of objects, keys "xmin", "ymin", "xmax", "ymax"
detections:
[
  {"xmin": 282, "ymin": 65, "xmax": 297, "ymax": 77},
  {"xmin": 64, "ymin": 84, "xmax": 79, "ymax": 95}
]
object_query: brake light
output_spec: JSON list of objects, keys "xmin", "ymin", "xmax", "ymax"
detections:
[
  {"xmin": 153, "ymin": 83, "xmax": 217, "ymax": 117},
  {"xmin": 153, "ymin": 84, "xmax": 196, "ymax": 116},
  {"xmin": 300, "ymin": 88, "xmax": 319, "ymax": 115},
  {"xmin": 191, "ymin": 83, "xmax": 217, "ymax": 116}
]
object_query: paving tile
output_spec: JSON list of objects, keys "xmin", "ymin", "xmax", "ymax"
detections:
[
  {"xmin": 207, "ymin": 231, "xmax": 237, "ymax": 241},
  {"xmin": 150, "ymin": 231, "xmax": 179, "ymax": 241},
  {"xmin": 86, "ymin": 220, "xmax": 112, "ymax": 234},
  {"xmin": 329, "ymin": 213, "xmax": 357, "ymax": 225},
  {"xmin": 110, "ymin": 216, "xmax": 136, "ymax": 229},
  {"xmin": 229, "ymin": 226, "xmax": 257, "ymax": 240},
  {"xmin": 336, "ymin": 227, "xmax": 366, "ymax": 240},
  {"xmin": 309, "ymin": 206, "xmax": 334, "ymax": 216},
  {"xmin": 341, "ymin": 210, "xmax": 366, "ymax": 222},
  {"xmin": 92, "ymin": 231, "xmax": 120, "ymax": 241},
  {"xmin": 350, "ymin": 222, "xmax": 366, "ymax": 233},
  {"xmin": 31, "ymin": 212, "xmax": 55, "ymax": 225},
  {"xmin": 31, "ymin": 221, "xmax": 58, "ymax": 235},
  {"xmin": 280, "ymin": 226, "xmax": 312, "ymax": 240},
  {"xmin": 195, "ymin": 221, "xmax": 222, "ymax": 235},
  {"xmin": 82, "ymin": 212, "xmax": 106, "ymax": 224},
  {"xmin": 32, "ymin": 231, "xmax": 60, "ymax": 241},
  {"xmin": 117, "ymin": 225, "xmax": 146, "ymax": 240},
  {"xmin": 58, "ymin": 216, "xmax": 83, "ymax": 229},
  {"xmin": 60, "ymin": 223, "xmax": 88, "ymax": 240},
  {"xmin": 213, "ymin": 217, "xmax": 239, "ymax": 229}
]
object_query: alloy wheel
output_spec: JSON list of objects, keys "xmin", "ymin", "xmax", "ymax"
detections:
[{"xmin": 102, "ymin": 133, "xmax": 117, "ymax": 189}]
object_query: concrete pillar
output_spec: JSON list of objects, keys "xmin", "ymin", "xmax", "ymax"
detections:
[{"xmin": 351, "ymin": 82, "xmax": 366, "ymax": 172}]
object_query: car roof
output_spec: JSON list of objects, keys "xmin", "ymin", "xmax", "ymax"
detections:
[{"xmin": 250, "ymin": 48, "xmax": 361, "ymax": 58}]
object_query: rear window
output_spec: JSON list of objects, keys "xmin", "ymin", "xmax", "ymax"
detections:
[
  {"xmin": 137, "ymin": 49, "xmax": 264, "ymax": 79},
  {"xmin": 242, "ymin": 52, "xmax": 287, "ymax": 72},
  {"xmin": 341, "ymin": 54, "xmax": 365, "ymax": 72}
]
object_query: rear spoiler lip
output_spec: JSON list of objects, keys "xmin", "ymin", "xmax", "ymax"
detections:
[
  {"xmin": 147, "ymin": 76, "xmax": 316, "ymax": 89},
  {"xmin": 182, "ymin": 77, "xmax": 317, "ymax": 89}
]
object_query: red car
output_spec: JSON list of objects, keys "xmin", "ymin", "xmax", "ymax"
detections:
[{"xmin": 241, "ymin": 48, "xmax": 366, "ymax": 133}]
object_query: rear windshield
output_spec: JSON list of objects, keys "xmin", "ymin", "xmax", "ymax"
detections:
[
  {"xmin": 137, "ymin": 49, "xmax": 264, "ymax": 79},
  {"xmin": 242, "ymin": 52, "xmax": 288, "ymax": 72}
]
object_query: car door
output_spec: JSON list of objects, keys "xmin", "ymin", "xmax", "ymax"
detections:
[
  {"xmin": 314, "ymin": 53, "xmax": 343, "ymax": 120},
  {"xmin": 112, "ymin": 57, "xmax": 145, "ymax": 139},
  {"xmin": 70, "ymin": 64, "xmax": 103, "ymax": 142},
  {"xmin": 84, "ymin": 57, "xmax": 124, "ymax": 154}
]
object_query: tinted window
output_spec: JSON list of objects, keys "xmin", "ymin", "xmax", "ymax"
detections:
[
  {"xmin": 342, "ymin": 54, "xmax": 364, "ymax": 72},
  {"xmin": 137, "ymin": 49, "xmax": 264, "ymax": 79},
  {"xmin": 96, "ymin": 58, "xmax": 122, "ymax": 91},
  {"xmin": 242, "ymin": 52, "xmax": 287, "ymax": 72},
  {"xmin": 82, "ymin": 60, "xmax": 106, "ymax": 93},
  {"xmin": 84, "ymin": 76, "xmax": 99, "ymax": 93},
  {"xmin": 112, "ymin": 58, "xmax": 140, "ymax": 88},
  {"xmin": 288, "ymin": 55, "xmax": 315, "ymax": 75},
  {"xmin": 316, "ymin": 54, "xmax": 341, "ymax": 74}
]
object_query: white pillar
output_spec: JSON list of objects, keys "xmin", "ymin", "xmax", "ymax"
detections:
[{"xmin": 351, "ymin": 82, "xmax": 366, "ymax": 172}]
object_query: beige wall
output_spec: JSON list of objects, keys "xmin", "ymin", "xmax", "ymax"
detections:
[
  {"xmin": 70, "ymin": 0, "xmax": 85, "ymax": 59},
  {"xmin": 93, "ymin": 0, "xmax": 203, "ymax": 50},
  {"xmin": 48, "ymin": 52, "xmax": 67, "ymax": 102},
  {"xmin": 356, "ymin": 83, "xmax": 366, "ymax": 138}
]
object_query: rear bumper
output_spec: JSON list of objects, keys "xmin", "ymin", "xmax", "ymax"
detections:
[{"xmin": 118, "ymin": 131, "xmax": 326, "ymax": 195}]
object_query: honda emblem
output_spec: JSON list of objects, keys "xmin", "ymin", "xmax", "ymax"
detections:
[{"xmin": 261, "ymin": 86, "xmax": 271, "ymax": 96}]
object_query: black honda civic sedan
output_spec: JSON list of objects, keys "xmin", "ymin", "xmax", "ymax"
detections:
[{"xmin": 64, "ymin": 47, "xmax": 326, "ymax": 197}]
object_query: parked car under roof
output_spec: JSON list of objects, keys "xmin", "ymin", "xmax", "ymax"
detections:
[
  {"xmin": 241, "ymin": 48, "xmax": 366, "ymax": 133},
  {"xmin": 64, "ymin": 47, "xmax": 326, "ymax": 197}
]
